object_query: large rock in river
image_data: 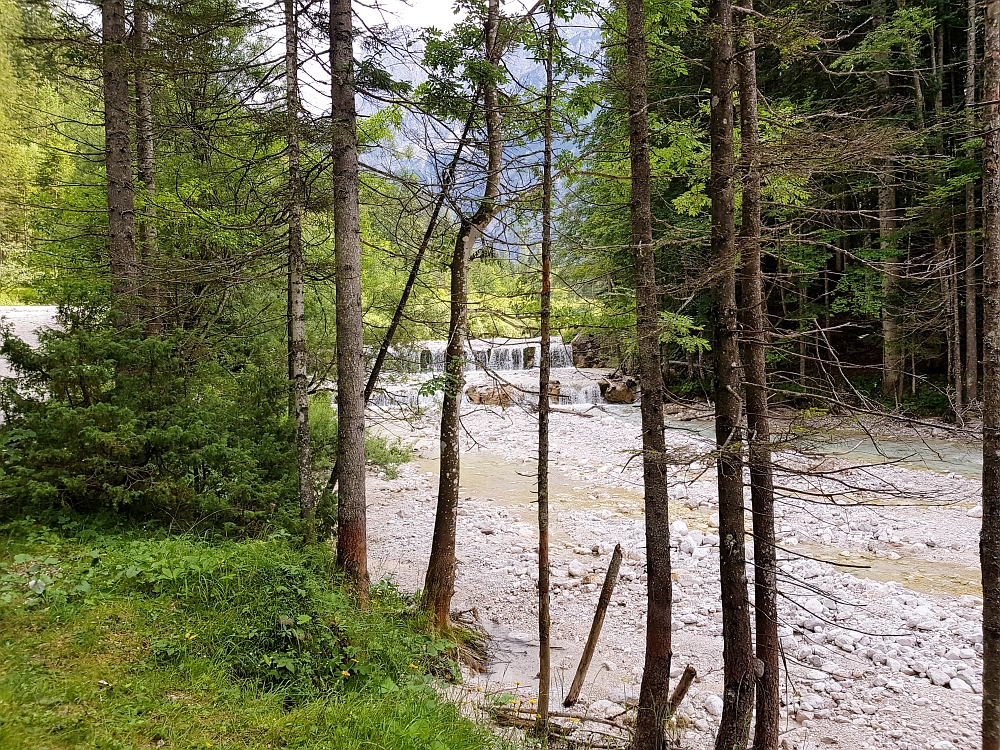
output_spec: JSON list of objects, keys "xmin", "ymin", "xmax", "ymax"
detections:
[
  {"xmin": 599, "ymin": 376, "xmax": 638, "ymax": 404},
  {"xmin": 465, "ymin": 384, "xmax": 517, "ymax": 407}
]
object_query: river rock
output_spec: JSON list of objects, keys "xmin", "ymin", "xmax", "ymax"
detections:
[
  {"xmin": 465, "ymin": 384, "xmax": 516, "ymax": 407},
  {"xmin": 598, "ymin": 377, "xmax": 638, "ymax": 404},
  {"xmin": 587, "ymin": 699, "xmax": 625, "ymax": 719},
  {"xmin": 571, "ymin": 334, "xmax": 617, "ymax": 368},
  {"xmin": 568, "ymin": 560, "xmax": 589, "ymax": 577},
  {"xmin": 927, "ymin": 669, "xmax": 950, "ymax": 686},
  {"xmin": 949, "ymin": 677, "xmax": 973, "ymax": 693},
  {"xmin": 704, "ymin": 694, "xmax": 724, "ymax": 717},
  {"xmin": 967, "ymin": 505, "xmax": 983, "ymax": 518}
]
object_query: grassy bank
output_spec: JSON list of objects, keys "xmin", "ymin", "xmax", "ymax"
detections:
[{"xmin": 0, "ymin": 520, "xmax": 499, "ymax": 750}]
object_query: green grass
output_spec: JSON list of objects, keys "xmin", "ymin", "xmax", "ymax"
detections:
[{"xmin": 0, "ymin": 520, "xmax": 500, "ymax": 750}]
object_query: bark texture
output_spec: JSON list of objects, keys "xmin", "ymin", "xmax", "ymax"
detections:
[
  {"xmin": 331, "ymin": 0, "xmax": 368, "ymax": 595},
  {"xmin": 880, "ymin": 171, "xmax": 902, "ymax": 403},
  {"xmin": 102, "ymin": 0, "xmax": 138, "ymax": 324},
  {"xmin": 423, "ymin": 0, "xmax": 503, "ymax": 629},
  {"xmin": 736, "ymin": 7, "xmax": 778, "ymax": 747},
  {"xmin": 535, "ymin": 1, "xmax": 555, "ymax": 734},
  {"xmin": 968, "ymin": 0, "xmax": 980, "ymax": 404},
  {"xmin": 982, "ymin": 3, "xmax": 1000, "ymax": 747},
  {"xmin": 134, "ymin": 0, "xmax": 160, "ymax": 333},
  {"xmin": 625, "ymin": 0, "xmax": 673, "ymax": 746},
  {"xmin": 710, "ymin": 0, "xmax": 755, "ymax": 745},
  {"xmin": 286, "ymin": 0, "xmax": 314, "ymax": 529}
]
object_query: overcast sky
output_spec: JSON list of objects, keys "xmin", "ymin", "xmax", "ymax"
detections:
[{"xmin": 356, "ymin": 1, "xmax": 543, "ymax": 32}]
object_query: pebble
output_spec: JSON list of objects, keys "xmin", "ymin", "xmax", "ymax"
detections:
[{"xmin": 704, "ymin": 694, "xmax": 724, "ymax": 717}]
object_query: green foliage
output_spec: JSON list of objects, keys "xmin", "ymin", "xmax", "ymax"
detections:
[
  {"xmin": 0, "ymin": 314, "xmax": 305, "ymax": 528},
  {"xmin": 0, "ymin": 523, "xmax": 495, "ymax": 749},
  {"xmin": 833, "ymin": 7, "xmax": 936, "ymax": 72},
  {"xmin": 0, "ymin": 310, "xmax": 407, "ymax": 533}
]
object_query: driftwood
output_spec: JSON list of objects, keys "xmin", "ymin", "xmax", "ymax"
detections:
[
  {"xmin": 564, "ymin": 544, "xmax": 624, "ymax": 707},
  {"xmin": 668, "ymin": 664, "xmax": 697, "ymax": 714}
]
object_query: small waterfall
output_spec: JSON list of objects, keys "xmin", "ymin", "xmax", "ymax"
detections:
[
  {"xmin": 563, "ymin": 383, "xmax": 602, "ymax": 404},
  {"xmin": 391, "ymin": 338, "xmax": 575, "ymax": 372},
  {"xmin": 552, "ymin": 342, "xmax": 573, "ymax": 368}
]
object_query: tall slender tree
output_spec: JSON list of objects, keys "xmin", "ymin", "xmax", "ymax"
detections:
[
  {"xmin": 133, "ymin": 0, "xmax": 159, "ymax": 333},
  {"xmin": 535, "ymin": 0, "xmax": 555, "ymax": 735},
  {"xmin": 880, "ymin": 170, "xmax": 901, "ymax": 403},
  {"xmin": 286, "ymin": 0, "xmax": 314, "ymax": 530},
  {"xmin": 967, "ymin": 0, "xmax": 979, "ymax": 404},
  {"xmin": 624, "ymin": 0, "xmax": 673, "ymax": 746},
  {"xmin": 736, "ymin": 3, "xmax": 778, "ymax": 746},
  {"xmin": 709, "ymin": 0, "xmax": 755, "ymax": 745},
  {"xmin": 102, "ymin": 0, "xmax": 139, "ymax": 323},
  {"xmin": 423, "ymin": 0, "xmax": 504, "ymax": 629},
  {"xmin": 331, "ymin": 0, "xmax": 368, "ymax": 594},
  {"xmin": 981, "ymin": 3, "xmax": 1000, "ymax": 747}
]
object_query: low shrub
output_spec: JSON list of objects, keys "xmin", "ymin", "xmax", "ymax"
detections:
[{"xmin": 0, "ymin": 308, "xmax": 408, "ymax": 534}]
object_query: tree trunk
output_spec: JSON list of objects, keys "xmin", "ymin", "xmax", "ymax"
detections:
[
  {"xmin": 710, "ymin": 0, "xmax": 755, "ymax": 746},
  {"xmin": 951, "ymin": 240, "xmax": 964, "ymax": 413},
  {"xmin": 968, "ymin": 0, "xmax": 980, "ymax": 404},
  {"xmin": 134, "ymin": 0, "xmax": 160, "ymax": 334},
  {"xmin": 981, "ymin": 3, "xmax": 1000, "ymax": 746},
  {"xmin": 102, "ymin": 0, "xmax": 139, "ymax": 325},
  {"xmin": 286, "ymin": 0, "xmax": 314, "ymax": 531},
  {"xmin": 736, "ymin": 7, "xmax": 778, "ymax": 746},
  {"xmin": 423, "ymin": 0, "xmax": 503, "ymax": 630},
  {"xmin": 331, "ymin": 0, "xmax": 368, "ymax": 595},
  {"xmin": 534, "ymin": 2, "xmax": 555, "ymax": 735},
  {"xmin": 880, "ymin": 171, "xmax": 902, "ymax": 404},
  {"xmin": 625, "ymin": 1, "xmax": 673, "ymax": 747}
]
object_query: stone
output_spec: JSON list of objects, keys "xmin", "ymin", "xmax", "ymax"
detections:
[
  {"xmin": 571, "ymin": 333, "xmax": 616, "ymax": 368},
  {"xmin": 465, "ymin": 384, "xmax": 516, "ymax": 407},
  {"xmin": 598, "ymin": 377, "xmax": 638, "ymax": 404},
  {"xmin": 568, "ymin": 560, "xmax": 589, "ymax": 578},
  {"xmin": 670, "ymin": 519, "xmax": 689, "ymax": 537},
  {"xmin": 949, "ymin": 678, "xmax": 974, "ymax": 693},
  {"xmin": 803, "ymin": 598, "xmax": 826, "ymax": 616},
  {"xmin": 587, "ymin": 699, "xmax": 625, "ymax": 719},
  {"xmin": 967, "ymin": 505, "xmax": 983, "ymax": 518},
  {"xmin": 834, "ymin": 634, "xmax": 856, "ymax": 651},
  {"xmin": 704, "ymin": 694, "xmax": 724, "ymax": 717},
  {"xmin": 927, "ymin": 669, "xmax": 950, "ymax": 686}
]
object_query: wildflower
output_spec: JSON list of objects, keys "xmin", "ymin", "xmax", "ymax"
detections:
[
  {"xmin": 341, "ymin": 670, "xmax": 350, "ymax": 677},
  {"xmin": 570, "ymin": 717, "xmax": 580, "ymax": 723},
  {"xmin": 409, "ymin": 663, "xmax": 419, "ymax": 669},
  {"xmin": 529, "ymin": 698, "xmax": 537, "ymax": 704}
]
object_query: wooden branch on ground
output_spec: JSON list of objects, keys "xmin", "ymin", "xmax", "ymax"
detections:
[{"xmin": 564, "ymin": 543, "xmax": 623, "ymax": 707}]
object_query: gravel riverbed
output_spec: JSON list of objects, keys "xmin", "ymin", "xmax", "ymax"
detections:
[{"xmin": 367, "ymin": 400, "xmax": 984, "ymax": 750}]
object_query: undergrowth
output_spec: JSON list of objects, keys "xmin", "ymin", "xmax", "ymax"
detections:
[{"xmin": 0, "ymin": 519, "xmax": 500, "ymax": 750}]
